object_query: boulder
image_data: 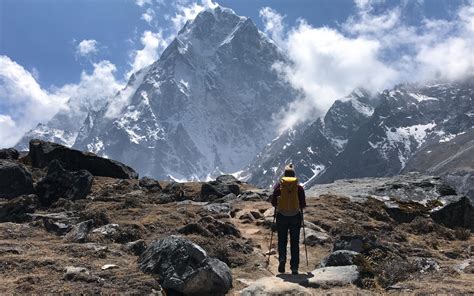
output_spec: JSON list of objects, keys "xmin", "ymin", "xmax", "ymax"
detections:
[
  {"xmin": 63, "ymin": 266, "xmax": 99, "ymax": 282},
  {"xmin": 43, "ymin": 218, "xmax": 72, "ymax": 235},
  {"xmin": 139, "ymin": 177, "xmax": 162, "ymax": 192},
  {"xmin": 35, "ymin": 160, "xmax": 94, "ymax": 206},
  {"xmin": 65, "ymin": 219, "xmax": 94, "ymax": 243},
  {"xmin": 0, "ymin": 148, "xmax": 19, "ymax": 160},
  {"xmin": 0, "ymin": 160, "xmax": 34, "ymax": 199},
  {"xmin": 431, "ymin": 196, "xmax": 474, "ymax": 231},
  {"xmin": 301, "ymin": 228, "xmax": 331, "ymax": 246},
  {"xmin": 240, "ymin": 277, "xmax": 312, "ymax": 296},
  {"xmin": 412, "ymin": 257, "xmax": 440, "ymax": 273},
  {"xmin": 201, "ymin": 176, "xmax": 240, "ymax": 201},
  {"xmin": 158, "ymin": 182, "xmax": 185, "ymax": 203},
  {"xmin": 0, "ymin": 194, "xmax": 38, "ymax": 222},
  {"xmin": 303, "ymin": 265, "xmax": 360, "ymax": 288},
  {"xmin": 203, "ymin": 203, "xmax": 231, "ymax": 215},
  {"xmin": 320, "ymin": 250, "xmax": 361, "ymax": 267},
  {"xmin": 139, "ymin": 235, "xmax": 232, "ymax": 295},
  {"xmin": 28, "ymin": 139, "xmax": 138, "ymax": 179}
]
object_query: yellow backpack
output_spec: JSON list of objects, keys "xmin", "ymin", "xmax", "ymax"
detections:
[{"xmin": 278, "ymin": 177, "xmax": 300, "ymax": 212}]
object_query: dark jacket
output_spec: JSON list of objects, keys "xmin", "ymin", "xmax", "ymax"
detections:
[{"xmin": 271, "ymin": 181, "xmax": 306, "ymax": 209}]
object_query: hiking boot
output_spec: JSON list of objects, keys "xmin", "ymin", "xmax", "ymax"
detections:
[{"xmin": 278, "ymin": 262, "xmax": 285, "ymax": 273}]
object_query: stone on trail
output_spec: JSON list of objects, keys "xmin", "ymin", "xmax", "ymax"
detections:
[
  {"xmin": 138, "ymin": 235, "xmax": 232, "ymax": 295},
  {"xmin": 0, "ymin": 160, "xmax": 35, "ymax": 199},
  {"xmin": 240, "ymin": 277, "xmax": 313, "ymax": 296},
  {"xmin": 303, "ymin": 265, "xmax": 360, "ymax": 288},
  {"xmin": 301, "ymin": 228, "xmax": 331, "ymax": 246}
]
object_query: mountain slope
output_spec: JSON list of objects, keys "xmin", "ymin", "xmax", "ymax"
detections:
[
  {"xmin": 309, "ymin": 82, "xmax": 473, "ymax": 186},
  {"xmin": 244, "ymin": 89, "xmax": 375, "ymax": 187},
  {"xmin": 73, "ymin": 6, "xmax": 297, "ymax": 180}
]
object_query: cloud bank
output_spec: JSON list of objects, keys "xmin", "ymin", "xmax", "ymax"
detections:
[
  {"xmin": 260, "ymin": 2, "xmax": 474, "ymax": 131},
  {"xmin": 76, "ymin": 39, "xmax": 99, "ymax": 57}
]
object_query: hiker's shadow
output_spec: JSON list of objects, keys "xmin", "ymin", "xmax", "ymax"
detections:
[{"xmin": 276, "ymin": 272, "xmax": 314, "ymax": 285}]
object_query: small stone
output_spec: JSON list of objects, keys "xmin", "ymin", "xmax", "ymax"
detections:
[{"xmin": 101, "ymin": 264, "xmax": 119, "ymax": 270}]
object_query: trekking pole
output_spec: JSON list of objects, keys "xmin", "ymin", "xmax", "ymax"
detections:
[
  {"xmin": 301, "ymin": 209, "xmax": 309, "ymax": 267},
  {"xmin": 267, "ymin": 207, "xmax": 276, "ymax": 266}
]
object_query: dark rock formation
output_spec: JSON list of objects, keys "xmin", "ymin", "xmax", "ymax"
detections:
[
  {"xmin": 139, "ymin": 177, "xmax": 162, "ymax": 192},
  {"xmin": 0, "ymin": 148, "xmax": 19, "ymax": 160},
  {"xmin": 320, "ymin": 250, "xmax": 361, "ymax": 267},
  {"xmin": 431, "ymin": 196, "xmax": 474, "ymax": 231},
  {"xmin": 201, "ymin": 175, "xmax": 240, "ymax": 201},
  {"xmin": 36, "ymin": 160, "xmax": 94, "ymax": 206},
  {"xmin": 29, "ymin": 139, "xmax": 138, "ymax": 179},
  {"xmin": 0, "ymin": 160, "xmax": 34, "ymax": 199},
  {"xmin": 139, "ymin": 235, "xmax": 232, "ymax": 295},
  {"xmin": 124, "ymin": 239, "xmax": 147, "ymax": 256},
  {"xmin": 0, "ymin": 194, "xmax": 38, "ymax": 222}
]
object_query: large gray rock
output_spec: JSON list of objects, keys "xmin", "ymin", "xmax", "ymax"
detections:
[
  {"xmin": 201, "ymin": 176, "xmax": 241, "ymax": 202},
  {"xmin": 240, "ymin": 277, "xmax": 312, "ymax": 296},
  {"xmin": 139, "ymin": 235, "xmax": 232, "ymax": 295},
  {"xmin": 303, "ymin": 265, "xmax": 360, "ymax": 288},
  {"xmin": 0, "ymin": 148, "xmax": 19, "ymax": 160},
  {"xmin": 29, "ymin": 139, "xmax": 138, "ymax": 179},
  {"xmin": 431, "ymin": 196, "xmax": 474, "ymax": 231},
  {"xmin": 0, "ymin": 194, "xmax": 38, "ymax": 222},
  {"xmin": 333, "ymin": 235, "xmax": 365, "ymax": 253},
  {"xmin": 320, "ymin": 250, "xmax": 361, "ymax": 267},
  {"xmin": 301, "ymin": 228, "xmax": 331, "ymax": 246},
  {"xmin": 441, "ymin": 171, "xmax": 474, "ymax": 202},
  {"xmin": 35, "ymin": 160, "xmax": 94, "ymax": 206},
  {"xmin": 0, "ymin": 160, "xmax": 34, "ymax": 199}
]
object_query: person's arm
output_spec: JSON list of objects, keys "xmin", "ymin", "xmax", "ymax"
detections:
[
  {"xmin": 298, "ymin": 185, "xmax": 306, "ymax": 208},
  {"xmin": 271, "ymin": 183, "xmax": 281, "ymax": 207}
]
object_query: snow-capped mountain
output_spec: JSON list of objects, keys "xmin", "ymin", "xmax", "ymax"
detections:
[
  {"xmin": 73, "ymin": 6, "xmax": 297, "ymax": 180},
  {"xmin": 15, "ymin": 94, "xmax": 110, "ymax": 151},
  {"xmin": 246, "ymin": 82, "xmax": 473, "ymax": 188},
  {"xmin": 310, "ymin": 81, "xmax": 474, "ymax": 186},
  {"xmin": 244, "ymin": 89, "xmax": 376, "ymax": 187}
]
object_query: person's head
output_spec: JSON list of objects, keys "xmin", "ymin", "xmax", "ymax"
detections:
[{"xmin": 284, "ymin": 163, "xmax": 295, "ymax": 177}]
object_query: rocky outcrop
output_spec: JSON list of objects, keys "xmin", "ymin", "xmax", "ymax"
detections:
[
  {"xmin": 138, "ymin": 177, "xmax": 162, "ymax": 192},
  {"xmin": 431, "ymin": 196, "xmax": 474, "ymax": 231},
  {"xmin": 201, "ymin": 175, "xmax": 241, "ymax": 202},
  {"xmin": 64, "ymin": 220, "xmax": 94, "ymax": 243},
  {"xmin": 0, "ymin": 148, "xmax": 19, "ymax": 160},
  {"xmin": 441, "ymin": 171, "xmax": 474, "ymax": 202},
  {"xmin": 29, "ymin": 139, "xmax": 138, "ymax": 179},
  {"xmin": 36, "ymin": 160, "xmax": 94, "ymax": 206},
  {"xmin": 0, "ymin": 194, "xmax": 38, "ymax": 222},
  {"xmin": 0, "ymin": 160, "xmax": 34, "ymax": 199},
  {"xmin": 139, "ymin": 235, "xmax": 232, "ymax": 295}
]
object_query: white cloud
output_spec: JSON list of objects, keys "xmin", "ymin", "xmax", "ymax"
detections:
[
  {"xmin": 135, "ymin": 0, "xmax": 152, "ymax": 7},
  {"xmin": 126, "ymin": 30, "xmax": 167, "ymax": 79},
  {"xmin": 171, "ymin": 0, "xmax": 218, "ymax": 33},
  {"xmin": 76, "ymin": 39, "xmax": 99, "ymax": 57},
  {"xmin": 0, "ymin": 55, "xmax": 69, "ymax": 147},
  {"xmin": 0, "ymin": 55, "xmax": 122, "ymax": 148},
  {"xmin": 260, "ymin": 2, "xmax": 474, "ymax": 131},
  {"xmin": 141, "ymin": 8, "xmax": 155, "ymax": 25},
  {"xmin": 259, "ymin": 7, "xmax": 286, "ymax": 45}
]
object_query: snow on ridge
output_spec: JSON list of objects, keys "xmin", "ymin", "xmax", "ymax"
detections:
[
  {"xmin": 351, "ymin": 99, "xmax": 374, "ymax": 117},
  {"xmin": 409, "ymin": 93, "xmax": 439, "ymax": 102}
]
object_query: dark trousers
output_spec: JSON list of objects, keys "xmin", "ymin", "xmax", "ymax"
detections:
[{"xmin": 276, "ymin": 212, "xmax": 301, "ymax": 270}]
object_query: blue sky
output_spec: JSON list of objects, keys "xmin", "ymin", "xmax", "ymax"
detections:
[
  {"xmin": 1, "ymin": 0, "xmax": 466, "ymax": 88},
  {"xmin": 0, "ymin": 0, "xmax": 472, "ymax": 147}
]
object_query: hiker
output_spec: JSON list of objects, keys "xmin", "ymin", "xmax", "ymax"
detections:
[{"xmin": 271, "ymin": 163, "xmax": 306, "ymax": 275}]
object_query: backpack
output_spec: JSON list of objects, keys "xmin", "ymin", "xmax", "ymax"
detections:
[{"xmin": 278, "ymin": 177, "xmax": 300, "ymax": 212}]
